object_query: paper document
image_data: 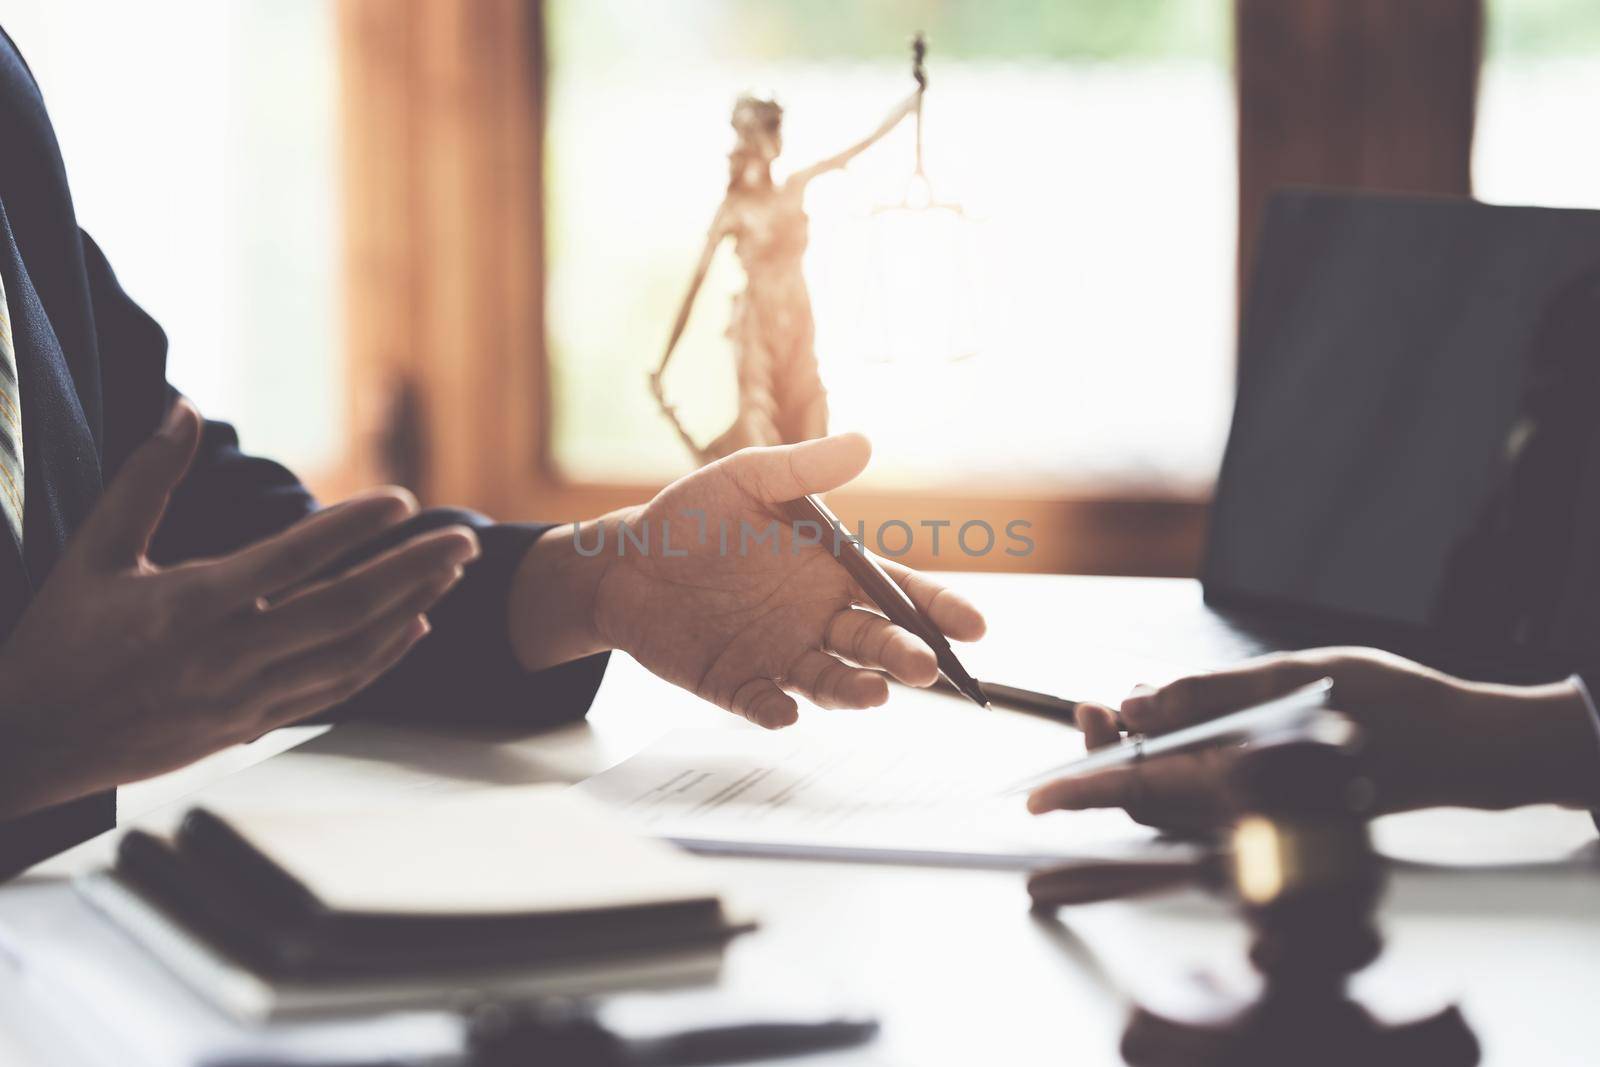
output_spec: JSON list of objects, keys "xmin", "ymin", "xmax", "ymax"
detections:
[{"xmin": 579, "ymin": 714, "xmax": 1193, "ymax": 869}]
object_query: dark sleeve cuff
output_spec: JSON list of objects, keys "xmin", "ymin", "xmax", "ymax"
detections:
[
  {"xmin": 0, "ymin": 791, "xmax": 115, "ymax": 883},
  {"xmin": 329, "ymin": 511, "xmax": 608, "ymax": 730}
]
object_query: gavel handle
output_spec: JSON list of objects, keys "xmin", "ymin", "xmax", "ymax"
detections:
[{"xmin": 1028, "ymin": 858, "xmax": 1203, "ymax": 909}]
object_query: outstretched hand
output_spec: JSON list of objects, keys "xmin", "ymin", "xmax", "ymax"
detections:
[
  {"xmin": 603, "ymin": 434, "xmax": 985, "ymax": 726},
  {"xmin": 516, "ymin": 434, "xmax": 985, "ymax": 727}
]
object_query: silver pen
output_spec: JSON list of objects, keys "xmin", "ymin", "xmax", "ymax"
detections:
[{"xmin": 1002, "ymin": 677, "xmax": 1338, "ymax": 796}]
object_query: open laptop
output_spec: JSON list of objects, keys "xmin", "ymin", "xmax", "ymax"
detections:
[{"xmin": 1202, "ymin": 190, "xmax": 1600, "ymax": 683}]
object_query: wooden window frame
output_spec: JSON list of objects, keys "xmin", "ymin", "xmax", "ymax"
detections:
[{"xmin": 335, "ymin": 0, "xmax": 1217, "ymax": 576}]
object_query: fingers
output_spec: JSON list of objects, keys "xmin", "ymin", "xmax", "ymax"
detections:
[
  {"xmin": 214, "ymin": 488, "xmax": 422, "ymax": 600},
  {"xmin": 823, "ymin": 608, "xmax": 937, "ymax": 686},
  {"xmin": 873, "ymin": 558, "xmax": 986, "ymax": 642},
  {"xmin": 83, "ymin": 398, "xmax": 202, "ymax": 565},
  {"xmin": 1026, "ymin": 752, "xmax": 1229, "ymax": 832},
  {"xmin": 728, "ymin": 677, "xmax": 800, "ymax": 730},
  {"xmin": 1119, "ymin": 655, "xmax": 1324, "ymax": 736},
  {"xmin": 1028, "ymin": 765, "xmax": 1143, "ymax": 815},
  {"xmin": 719, "ymin": 433, "xmax": 872, "ymax": 503},
  {"xmin": 1075, "ymin": 702, "xmax": 1122, "ymax": 750},
  {"xmin": 243, "ymin": 526, "xmax": 477, "ymax": 661},
  {"xmin": 783, "ymin": 649, "xmax": 890, "ymax": 709},
  {"xmin": 253, "ymin": 613, "xmax": 432, "ymax": 731}
]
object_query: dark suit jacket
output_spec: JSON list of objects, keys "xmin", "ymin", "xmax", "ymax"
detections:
[{"xmin": 0, "ymin": 27, "xmax": 606, "ymax": 878}]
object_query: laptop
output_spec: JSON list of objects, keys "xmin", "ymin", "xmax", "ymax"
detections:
[{"xmin": 1202, "ymin": 190, "xmax": 1600, "ymax": 683}]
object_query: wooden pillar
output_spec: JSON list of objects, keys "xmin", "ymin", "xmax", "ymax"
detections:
[
  {"xmin": 1235, "ymin": 0, "xmax": 1484, "ymax": 295},
  {"xmin": 336, "ymin": 0, "xmax": 547, "ymax": 516}
]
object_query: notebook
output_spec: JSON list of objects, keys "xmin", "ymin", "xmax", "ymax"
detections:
[
  {"xmin": 0, "ymin": 881, "xmax": 468, "ymax": 1065},
  {"xmin": 76, "ymin": 871, "xmax": 731, "ymax": 1023},
  {"xmin": 92, "ymin": 786, "xmax": 750, "ymax": 1019}
]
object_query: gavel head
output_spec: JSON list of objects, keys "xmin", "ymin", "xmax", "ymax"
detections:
[
  {"xmin": 1223, "ymin": 725, "xmax": 1385, "ymax": 985},
  {"xmin": 1117, "ymin": 726, "xmax": 1480, "ymax": 1067}
]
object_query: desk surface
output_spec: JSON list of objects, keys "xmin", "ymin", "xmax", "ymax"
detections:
[{"xmin": 5, "ymin": 574, "xmax": 1598, "ymax": 1066}]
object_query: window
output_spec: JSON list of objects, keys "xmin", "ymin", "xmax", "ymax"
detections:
[
  {"xmin": 3, "ymin": 0, "xmax": 343, "ymax": 478},
  {"xmin": 1475, "ymin": 0, "xmax": 1600, "ymax": 210},
  {"xmin": 545, "ymin": 1, "xmax": 1235, "ymax": 494}
]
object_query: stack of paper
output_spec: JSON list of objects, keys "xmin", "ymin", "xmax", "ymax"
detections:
[{"xmin": 579, "ymin": 714, "xmax": 1196, "ymax": 869}]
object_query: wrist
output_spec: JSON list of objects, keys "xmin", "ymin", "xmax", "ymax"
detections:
[
  {"xmin": 507, "ymin": 519, "xmax": 616, "ymax": 673},
  {"xmin": 1462, "ymin": 679, "xmax": 1600, "ymax": 810}
]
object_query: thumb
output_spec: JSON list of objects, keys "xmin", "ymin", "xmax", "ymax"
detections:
[
  {"xmin": 722, "ymin": 433, "xmax": 872, "ymax": 503},
  {"xmin": 82, "ymin": 398, "xmax": 202, "ymax": 565}
]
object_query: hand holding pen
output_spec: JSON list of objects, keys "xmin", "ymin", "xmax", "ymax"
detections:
[
  {"xmin": 1019, "ymin": 647, "xmax": 1596, "ymax": 832},
  {"xmin": 779, "ymin": 494, "xmax": 988, "ymax": 706}
]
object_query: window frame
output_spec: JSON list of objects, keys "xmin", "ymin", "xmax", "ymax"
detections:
[{"xmin": 335, "ymin": 0, "xmax": 1227, "ymax": 576}]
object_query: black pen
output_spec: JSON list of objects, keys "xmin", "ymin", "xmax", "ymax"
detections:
[
  {"xmin": 780, "ymin": 494, "xmax": 988, "ymax": 707},
  {"xmin": 464, "ymin": 1005, "xmax": 879, "ymax": 1067},
  {"xmin": 929, "ymin": 677, "xmax": 1081, "ymax": 726},
  {"xmin": 633, "ymin": 1018, "xmax": 880, "ymax": 1066}
]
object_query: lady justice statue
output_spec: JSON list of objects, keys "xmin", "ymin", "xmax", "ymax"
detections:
[{"xmin": 650, "ymin": 36, "xmax": 930, "ymax": 465}]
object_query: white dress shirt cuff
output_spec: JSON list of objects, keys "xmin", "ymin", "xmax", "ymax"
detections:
[
  {"xmin": 1569, "ymin": 674, "xmax": 1600, "ymax": 752},
  {"xmin": 1567, "ymin": 675, "xmax": 1600, "ymax": 830}
]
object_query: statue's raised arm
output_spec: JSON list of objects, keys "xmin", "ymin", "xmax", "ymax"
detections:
[
  {"xmin": 789, "ymin": 33, "xmax": 929, "ymax": 195},
  {"xmin": 784, "ymin": 87, "xmax": 922, "ymax": 195}
]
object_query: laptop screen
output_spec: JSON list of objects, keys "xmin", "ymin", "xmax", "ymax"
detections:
[{"xmin": 1203, "ymin": 190, "xmax": 1600, "ymax": 666}]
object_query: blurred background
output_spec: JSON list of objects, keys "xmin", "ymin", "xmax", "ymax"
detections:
[{"xmin": 2, "ymin": 0, "xmax": 1597, "ymax": 573}]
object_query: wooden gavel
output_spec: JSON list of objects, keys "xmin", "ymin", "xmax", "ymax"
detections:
[{"xmin": 1028, "ymin": 717, "xmax": 1480, "ymax": 1067}]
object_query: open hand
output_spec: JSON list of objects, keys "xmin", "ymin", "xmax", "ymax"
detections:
[
  {"xmin": 602, "ymin": 434, "xmax": 985, "ymax": 726},
  {"xmin": 515, "ymin": 434, "xmax": 985, "ymax": 727},
  {"xmin": 1026, "ymin": 647, "xmax": 1600, "ymax": 830},
  {"xmin": 0, "ymin": 400, "xmax": 479, "ymax": 818}
]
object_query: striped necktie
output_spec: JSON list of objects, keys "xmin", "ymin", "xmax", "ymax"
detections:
[{"xmin": 0, "ymin": 273, "xmax": 23, "ymax": 551}]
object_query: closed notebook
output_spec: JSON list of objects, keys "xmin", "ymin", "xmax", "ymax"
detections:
[
  {"xmin": 75, "ymin": 871, "xmax": 732, "ymax": 1023},
  {"xmin": 111, "ymin": 785, "xmax": 749, "ymax": 981}
]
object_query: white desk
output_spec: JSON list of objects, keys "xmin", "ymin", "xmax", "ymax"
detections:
[{"xmin": 4, "ymin": 575, "xmax": 1598, "ymax": 1066}]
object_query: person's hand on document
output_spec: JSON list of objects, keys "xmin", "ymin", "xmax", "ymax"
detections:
[
  {"xmin": 514, "ymin": 434, "xmax": 985, "ymax": 728},
  {"xmin": 1026, "ymin": 648, "xmax": 1600, "ymax": 831}
]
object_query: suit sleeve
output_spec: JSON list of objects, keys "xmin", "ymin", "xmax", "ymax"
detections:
[{"xmin": 83, "ymin": 231, "xmax": 606, "ymax": 729}]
